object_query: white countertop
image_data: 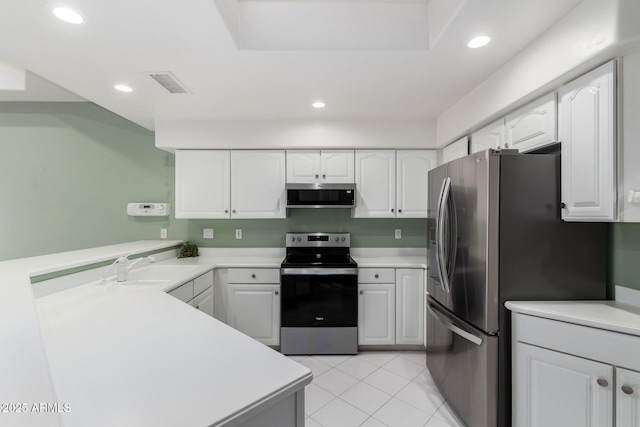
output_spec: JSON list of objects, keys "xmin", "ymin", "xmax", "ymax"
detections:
[
  {"xmin": 506, "ymin": 300, "xmax": 640, "ymax": 337},
  {"xmin": 2, "ymin": 241, "xmax": 310, "ymax": 427},
  {"xmin": 353, "ymin": 255, "xmax": 427, "ymax": 269}
]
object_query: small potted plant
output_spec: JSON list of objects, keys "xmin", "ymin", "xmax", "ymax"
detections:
[{"xmin": 178, "ymin": 241, "xmax": 199, "ymax": 258}]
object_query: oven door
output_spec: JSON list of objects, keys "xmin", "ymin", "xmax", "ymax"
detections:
[
  {"xmin": 280, "ymin": 267, "xmax": 357, "ymax": 327},
  {"xmin": 426, "ymin": 296, "xmax": 498, "ymax": 427}
]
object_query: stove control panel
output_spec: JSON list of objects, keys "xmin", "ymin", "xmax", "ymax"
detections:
[{"xmin": 286, "ymin": 233, "xmax": 350, "ymax": 247}]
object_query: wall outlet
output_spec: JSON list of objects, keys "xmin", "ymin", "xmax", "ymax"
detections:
[
  {"xmin": 160, "ymin": 228, "xmax": 167, "ymax": 239},
  {"xmin": 395, "ymin": 229, "xmax": 402, "ymax": 239},
  {"xmin": 203, "ymin": 228, "xmax": 214, "ymax": 239},
  {"xmin": 235, "ymin": 229, "xmax": 243, "ymax": 239}
]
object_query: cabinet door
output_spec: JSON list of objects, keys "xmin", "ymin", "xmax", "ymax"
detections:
[
  {"xmin": 514, "ymin": 342, "xmax": 613, "ymax": 427},
  {"xmin": 320, "ymin": 150, "xmax": 355, "ymax": 183},
  {"xmin": 193, "ymin": 287, "xmax": 214, "ymax": 317},
  {"xmin": 227, "ymin": 284, "xmax": 280, "ymax": 345},
  {"xmin": 396, "ymin": 150, "xmax": 437, "ymax": 218},
  {"xmin": 440, "ymin": 136, "xmax": 468, "ymax": 165},
  {"xmin": 175, "ymin": 150, "xmax": 230, "ymax": 218},
  {"xmin": 358, "ymin": 282, "xmax": 395, "ymax": 345},
  {"xmin": 505, "ymin": 93, "xmax": 557, "ymax": 152},
  {"xmin": 395, "ymin": 269, "xmax": 425, "ymax": 345},
  {"xmin": 231, "ymin": 151, "xmax": 286, "ymax": 219},
  {"xmin": 286, "ymin": 150, "xmax": 320, "ymax": 183},
  {"xmin": 354, "ymin": 150, "xmax": 396, "ymax": 218},
  {"xmin": 470, "ymin": 119, "xmax": 505, "ymax": 154},
  {"xmin": 559, "ymin": 60, "xmax": 616, "ymax": 221},
  {"xmin": 616, "ymin": 367, "xmax": 640, "ymax": 427}
]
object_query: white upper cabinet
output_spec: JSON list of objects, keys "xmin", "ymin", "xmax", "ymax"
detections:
[
  {"xmin": 286, "ymin": 150, "xmax": 354, "ymax": 183},
  {"xmin": 396, "ymin": 150, "xmax": 437, "ymax": 218},
  {"xmin": 440, "ymin": 136, "xmax": 468, "ymax": 165},
  {"xmin": 231, "ymin": 150, "xmax": 286, "ymax": 219},
  {"xmin": 470, "ymin": 119, "xmax": 505, "ymax": 154},
  {"xmin": 175, "ymin": 150, "xmax": 230, "ymax": 218},
  {"xmin": 354, "ymin": 150, "xmax": 396, "ymax": 218},
  {"xmin": 505, "ymin": 93, "xmax": 557, "ymax": 152},
  {"xmin": 558, "ymin": 60, "xmax": 616, "ymax": 221}
]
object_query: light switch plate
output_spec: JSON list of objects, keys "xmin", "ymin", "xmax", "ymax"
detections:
[
  {"xmin": 395, "ymin": 229, "xmax": 402, "ymax": 239},
  {"xmin": 235, "ymin": 229, "xmax": 242, "ymax": 239},
  {"xmin": 203, "ymin": 228, "xmax": 214, "ymax": 239},
  {"xmin": 160, "ymin": 228, "xmax": 167, "ymax": 239}
]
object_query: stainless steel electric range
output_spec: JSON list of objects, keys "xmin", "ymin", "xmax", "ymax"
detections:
[{"xmin": 280, "ymin": 232, "xmax": 358, "ymax": 355}]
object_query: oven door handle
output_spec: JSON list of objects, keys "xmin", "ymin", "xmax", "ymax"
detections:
[
  {"xmin": 428, "ymin": 300, "xmax": 483, "ymax": 346},
  {"xmin": 281, "ymin": 267, "xmax": 358, "ymax": 276}
]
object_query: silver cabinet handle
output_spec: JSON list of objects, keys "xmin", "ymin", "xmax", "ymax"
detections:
[
  {"xmin": 360, "ymin": 290, "xmax": 364, "ymax": 295},
  {"xmin": 597, "ymin": 378, "xmax": 609, "ymax": 388},
  {"xmin": 275, "ymin": 291, "xmax": 279, "ymax": 295},
  {"xmin": 622, "ymin": 385, "xmax": 634, "ymax": 395},
  {"xmin": 374, "ymin": 274, "xmax": 379, "ymax": 279}
]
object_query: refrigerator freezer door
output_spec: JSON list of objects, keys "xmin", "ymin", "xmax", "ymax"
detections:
[
  {"xmin": 426, "ymin": 296, "xmax": 498, "ymax": 427},
  {"xmin": 427, "ymin": 150, "xmax": 500, "ymax": 334}
]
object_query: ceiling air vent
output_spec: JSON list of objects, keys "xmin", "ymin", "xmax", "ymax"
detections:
[{"xmin": 147, "ymin": 72, "xmax": 189, "ymax": 94}]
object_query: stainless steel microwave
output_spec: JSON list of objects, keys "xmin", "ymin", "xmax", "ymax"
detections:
[{"xmin": 286, "ymin": 183, "xmax": 356, "ymax": 208}]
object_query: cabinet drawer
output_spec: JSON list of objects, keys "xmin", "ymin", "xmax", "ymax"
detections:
[
  {"xmin": 228, "ymin": 268, "xmax": 280, "ymax": 284},
  {"xmin": 193, "ymin": 270, "xmax": 214, "ymax": 296},
  {"xmin": 168, "ymin": 280, "xmax": 194, "ymax": 303},
  {"xmin": 358, "ymin": 268, "xmax": 395, "ymax": 283}
]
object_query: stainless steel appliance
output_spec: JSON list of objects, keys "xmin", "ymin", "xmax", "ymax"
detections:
[
  {"xmin": 426, "ymin": 149, "xmax": 607, "ymax": 427},
  {"xmin": 280, "ymin": 232, "xmax": 358, "ymax": 354},
  {"xmin": 286, "ymin": 183, "xmax": 356, "ymax": 208}
]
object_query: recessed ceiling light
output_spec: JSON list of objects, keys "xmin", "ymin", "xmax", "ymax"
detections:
[
  {"xmin": 312, "ymin": 101, "xmax": 326, "ymax": 109},
  {"xmin": 114, "ymin": 84, "xmax": 133, "ymax": 93},
  {"xmin": 52, "ymin": 7, "xmax": 84, "ymax": 24},
  {"xmin": 467, "ymin": 36, "xmax": 491, "ymax": 49}
]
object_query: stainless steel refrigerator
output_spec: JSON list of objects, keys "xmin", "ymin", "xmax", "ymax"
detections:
[{"xmin": 426, "ymin": 149, "xmax": 607, "ymax": 427}]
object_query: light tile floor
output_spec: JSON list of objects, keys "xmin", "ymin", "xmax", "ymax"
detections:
[{"xmin": 289, "ymin": 351, "xmax": 466, "ymax": 427}]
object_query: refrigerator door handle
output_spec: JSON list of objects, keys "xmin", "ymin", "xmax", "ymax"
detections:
[
  {"xmin": 428, "ymin": 300, "xmax": 483, "ymax": 346},
  {"xmin": 436, "ymin": 177, "xmax": 452, "ymax": 293}
]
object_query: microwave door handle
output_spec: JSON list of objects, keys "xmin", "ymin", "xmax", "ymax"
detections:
[
  {"xmin": 437, "ymin": 177, "xmax": 452, "ymax": 293},
  {"xmin": 428, "ymin": 300, "xmax": 483, "ymax": 346}
]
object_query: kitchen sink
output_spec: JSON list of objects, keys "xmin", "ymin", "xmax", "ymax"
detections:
[{"xmin": 125, "ymin": 264, "xmax": 200, "ymax": 282}]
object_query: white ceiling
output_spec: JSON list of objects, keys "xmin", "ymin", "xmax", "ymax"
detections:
[{"xmin": 0, "ymin": 0, "xmax": 583, "ymax": 130}]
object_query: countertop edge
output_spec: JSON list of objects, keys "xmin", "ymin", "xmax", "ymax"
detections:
[{"xmin": 506, "ymin": 300, "xmax": 640, "ymax": 338}]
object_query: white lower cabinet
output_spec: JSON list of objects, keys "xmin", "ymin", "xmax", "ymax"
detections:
[
  {"xmin": 395, "ymin": 269, "xmax": 424, "ymax": 345},
  {"xmin": 358, "ymin": 268, "xmax": 425, "ymax": 346},
  {"xmin": 227, "ymin": 284, "xmax": 280, "ymax": 345},
  {"xmin": 226, "ymin": 268, "xmax": 280, "ymax": 346},
  {"xmin": 512, "ymin": 312, "xmax": 640, "ymax": 427},
  {"xmin": 515, "ymin": 342, "xmax": 613, "ymax": 426},
  {"xmin": 358, "ymin": 282, "xmax": 395, "ymax": 345}
]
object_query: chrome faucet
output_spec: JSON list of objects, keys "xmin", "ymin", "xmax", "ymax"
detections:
[{"xmin": 100, "ymin": 255, "xmax": 155, "ymax": 284}]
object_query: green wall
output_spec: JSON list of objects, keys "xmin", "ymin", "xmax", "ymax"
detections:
[
  {"xmin": 186, "ymin": 209, "xmax": 427, "ymax": 248},
  {"xmin": 0, "ymin": 102, "xmax": 186, "ymax": 261},
  {"xmin": 610, "ymin": 223, "xmax": 640, "ymax": 292},
  {"xmin": 5, "ymin": 101, "xmax": 637, "ymax": 297}
]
